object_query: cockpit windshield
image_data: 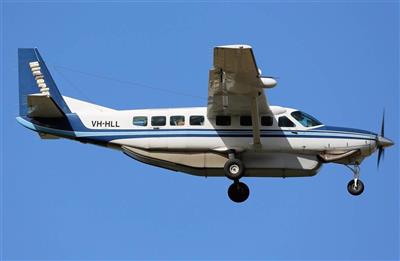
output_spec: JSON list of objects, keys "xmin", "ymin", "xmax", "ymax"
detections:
[{"xmin": 291, "ymin": 111, "xmax": 322, "ymax": 127}]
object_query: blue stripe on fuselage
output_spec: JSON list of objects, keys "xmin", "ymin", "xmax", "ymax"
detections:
[{"xmin": 313, "ymin": 125, "xmax": 376, "ymax": 136}]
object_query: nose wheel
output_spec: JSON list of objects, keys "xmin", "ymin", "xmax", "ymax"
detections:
[
  {"xmin": 224, "ymin": 151, "xmax": 249, "ymax": 203},
  {"xmin": 345, "ymin": 164, "xmax": 365, "ymax": 196},
  {"xmin": 347, "ymin": 179, "xmax": 364, "ymax": 196}
]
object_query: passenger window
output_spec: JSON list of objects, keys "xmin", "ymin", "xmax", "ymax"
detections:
[
  {"xmin": 216, "ymin": 116, "xmax": 231, "ymax": 126},
  {"xmin": 278, "ymin": 116, "xmax": 295, "ymax": 127},
  {"xmin": 261, "ymin": 116, "xmax": 273, "ymax": 126},
  {"xmin": 240, "ymin": 116, "xmax": 252, "ymax": 126},
  {"xmin": 151, "ymin": 116, "xmax": 166, "ymax": 126},
  {"xmin": 170, "ymin": 115, "xmax": 185, "ymax": 126},
  {"xmin": 133, "ymin": 116, "xmax": 148, "ymax": 126},
  {"xmin": 190, "ymin": 115, "xmax": 204, "ymax": 126}
]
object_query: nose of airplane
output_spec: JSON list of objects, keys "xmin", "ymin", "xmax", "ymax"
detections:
[{"xmin": 377, "ymin": 136, "xmax": 395, "ymax": 148}]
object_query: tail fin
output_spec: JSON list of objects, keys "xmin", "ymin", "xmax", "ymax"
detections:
[{"xmin": 18, "ymin": 48, "xmax": 71, "ymax": 117}]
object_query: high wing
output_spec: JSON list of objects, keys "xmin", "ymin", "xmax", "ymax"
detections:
[{"xmin": 207, "ymin": 44, "xmax": 274, "ymax": 148}]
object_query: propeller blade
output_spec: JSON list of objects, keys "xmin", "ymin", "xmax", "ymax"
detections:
[
  {"xmin": 377, "ymin": 147, "xmax": 383, "ymax": 168},
  {"xmin": 377, "ymin": 110, "xmax": 386, "ymax": 168},
  {"xmin": 381, "ymin": 110, "xmax": 385, "ymax": 137}
]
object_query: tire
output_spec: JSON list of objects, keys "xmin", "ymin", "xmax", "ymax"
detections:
[
  {"xmin": 228, "ymin": 182, "xmax": 250, "ymax": 203},
  {"xmin": 347, "ymin": 179, "xmax": 364, "ymax": 196},
  {"xmin": 224, "ymin": 159, "xmax": 244, "ymax": 180}
]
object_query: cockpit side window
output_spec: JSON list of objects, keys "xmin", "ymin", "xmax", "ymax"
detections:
[
  {"xmin": 291, "ymin": 111, "xmax": 322, "ymax": 127},
  {"xmin": 278, "ymin": 116, "xmax": 295, "ymax": 127}
]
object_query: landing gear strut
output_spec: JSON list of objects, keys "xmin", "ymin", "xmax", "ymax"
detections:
[
  {"xmin": 224, "ymin": 151, "xmax": 249, "ymax": 203},
  {"xmin": 345, "ymin": 164, "xmax": 364, "ymax": 196}
]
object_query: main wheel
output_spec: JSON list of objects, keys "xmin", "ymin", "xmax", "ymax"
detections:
[
  {"xmin": 224, "ymin": 159, "xmax": 244, "ymax": 180},
  {"xmin": 347, "ymin": 179, "xmax": 364, "ymax": 196},
  {"xmin": 228, "ymin": 182, "xmax": 250, "ymax": 203}
]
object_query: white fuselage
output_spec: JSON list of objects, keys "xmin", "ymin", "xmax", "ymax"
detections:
[{"xmin": 17, "ymin": 97, "xmax": 378, "ymax": 178}]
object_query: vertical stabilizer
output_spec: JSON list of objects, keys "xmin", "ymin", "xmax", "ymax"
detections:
[{"xmin": 18, "ymin": 48, "xmax": 71, "ymax": 116}]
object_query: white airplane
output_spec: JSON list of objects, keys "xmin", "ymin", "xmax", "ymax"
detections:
[{"xmin": 17, "ymin": 45, "xmax": 394, "ymax": 203}]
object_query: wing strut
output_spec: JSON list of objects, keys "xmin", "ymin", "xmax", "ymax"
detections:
[{"xmin": 251, "ymin": 94, "xmax": 262, "ymax": 150}]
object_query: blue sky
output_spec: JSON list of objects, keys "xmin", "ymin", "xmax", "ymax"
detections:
[{"xmin": 1, "ymin": 1, "xmax": 399, "ymax": 260}]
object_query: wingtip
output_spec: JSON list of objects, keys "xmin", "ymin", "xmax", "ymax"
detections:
[{"xmin": 216, "ymin": 44, "xmax": 252, "ymax": 49}]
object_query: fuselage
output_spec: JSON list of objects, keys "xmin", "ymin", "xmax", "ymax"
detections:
[{"xmin": 17, "ymin": 96, "xmax": 379, "ymax": 178}]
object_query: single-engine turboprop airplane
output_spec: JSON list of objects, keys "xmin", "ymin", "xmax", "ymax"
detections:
[{"xmin": 17, "ymin": 45, "xmax": 394, "ymax": 203}]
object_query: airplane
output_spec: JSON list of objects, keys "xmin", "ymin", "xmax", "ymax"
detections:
[{"xmin": 16, "ymin": 45, "xmax": 394, "ymax": 203}]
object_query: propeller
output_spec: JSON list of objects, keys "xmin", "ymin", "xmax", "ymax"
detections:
[
  {"xmin": 376, "ymin": 110, "xmax": 394, "ymax": 168},
  {"xmin": 377, "ymin": 110, "xmax": 385, "ymax": 167}
]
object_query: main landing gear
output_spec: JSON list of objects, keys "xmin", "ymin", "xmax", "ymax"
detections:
[
  {"xmin": 224, "ymin": 151, "xmax": 249, "ymax": 203},
  {"xmin": 345, "ymin": 164, "xmax": 364, "ymax": 196}
]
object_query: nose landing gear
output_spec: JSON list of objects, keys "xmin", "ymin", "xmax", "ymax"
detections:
[
  {"xmin": 347, "ymin": 179, "xmax": 364, "ymax": 196},
  {"xmin": 345, "ymin": 164, "xmax": 365, "ymax": 196},
  {"xmin": 224, "ymin": 151, "xmax": 249, "ymax": 203}
]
